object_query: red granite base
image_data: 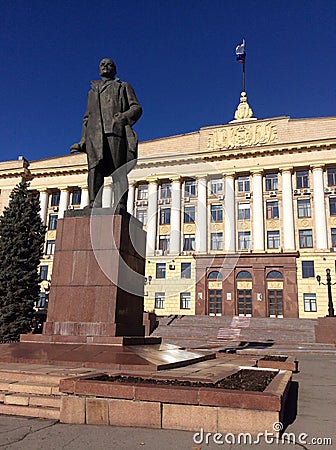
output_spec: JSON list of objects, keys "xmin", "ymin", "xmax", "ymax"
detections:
[{"xmin": 315, "ymin": 317, "xmax": 336, "ymax": 344}]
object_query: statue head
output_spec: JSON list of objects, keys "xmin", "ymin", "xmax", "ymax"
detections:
[{"xmin": 99, "ymin": 58, "xmax": 116, "ymax": 78}]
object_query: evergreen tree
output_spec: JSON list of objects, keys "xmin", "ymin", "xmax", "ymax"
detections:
[{"xmin": 0, "ymin": 180, "xmax": 45, "ymax": 341}]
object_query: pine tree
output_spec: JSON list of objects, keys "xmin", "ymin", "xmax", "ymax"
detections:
[{"xmin": 0, "ymin": 180, "xmax": 46, "ymax": 341}]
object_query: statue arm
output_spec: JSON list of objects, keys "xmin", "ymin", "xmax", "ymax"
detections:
[
  {"xmin": 70, "ymin": 101, "xmax": 89, "ymax": 153},
  {"xmin": 115, "ymin": 82, "xmax": 142, "ymax": 127}
]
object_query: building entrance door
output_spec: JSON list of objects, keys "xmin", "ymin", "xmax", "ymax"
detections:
[
  {"xmin": 208, "ymin": 289, "xmax": 222, "ymax": 316},
  {"xmin": 237, "ymin": 289, "xmax": 252, "ymax": 317},
  {"xmin": 268, "ymin": 290, "xmax": 283, "ymax": 317}
]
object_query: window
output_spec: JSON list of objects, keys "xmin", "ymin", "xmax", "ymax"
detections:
[
  {"xmin": 211, "ymin": 204, "xmax": 223, "ymax": 222},
  {"xmin": 296, "ymin": 170, "xmax": 309, "ymax": 188},
  {"xmin": 39, "ymin": 265, "xmax": 48, "ymax": 281},
  {"xmin": 156, "ymin": 263, "xmax": 166, "ymax": 279},
  {"xmin": 238, "ymin": 231, "xmax": 251, "ymax": 250},
  {"xmin": 136, "ymin": 208, "xmax": 147, "ymax": 225},
  {"xmin": 237, "ymin": 176, "xmax": 250, "ymax": 192},
  {"xmin": 37, "ymin": 292, "xmax": 47, "ymax": 308},
  {"xmin": 210, "ymin": 179, "xmax": 223, "ymax": 195},
  {"xmin": 160, "ymin": 208, "xmax": 171, "ymax": 225},
  {"xmin": 327, "ymin": 168, "xmax": 336, "ymax": 186},
  {"xmin": 180, "ymin": 292, "xmax": 191, "ymax": 309},
  {"xmin": 46, "ymin": 240, "xmax": 56, "ymax": 255},
  {"xmin": 160, "ymin": 183, "xmax": 171, "ymax": 199},
  {"xmin": 266, "ymin": 270, "xmax": 283, "ymax": 279},
  {"xmin": 155, "ymin": 292, "xmax": 165, "ymax": 309},
  {"xmin": 304, "ymin": 293, "xmax": 317, "ymax": 312},
  {"xmin": 48, "ymin": 214, "xmax": 58, "ymax": 230},
  {"xmin": 184, "ymin": 206, "xmax": 195, "ymax": 223},
  {"xmin": 50, "ymin": 190, "xmax": 60, "ymax": 207},
  {"xmin": 267, "ymin": 231, "xmax": 280, "ymax": 249},
  {"xmin": 71, "ymin": 188, "xmax": 81, "ymax": 205},
  {"xmin": 302, "ymin": 261, "xmax": 315, "ymax": 278},
  {"xmin": 158, "ymin": 235, "xmax": 170, "ymax": 252},
  {"xmin": 185, "ymin": 180, "xmax": 196, "ymax": 196},
  {"xmin": 238, "ymin": 203, "xmax": 250, "ymax": 220},
  {"xmin": 265, "ymin": 173, "xmax": 278, "ymax": 191},
  {"xmin": 236, "ymin": 270, "xmax": 252, "ymax": 279},
  {"xmin": 208, "ymin": 271, "xmax": 223, "ymax": 280},
  {"xmin": 332, "ymin": 228, "xmax": 336, "ymax": 247},
  {"xmin": 329, "ymin": 197, "xmax": 336, "ymax": 215},
  {"xmin": 266, "ymin": 201, "xmax": 279, "ymax": 219},
  {"xmin": 183, "ymin": 234, "xmax": 195, "ymax": 251},
  {"xmin": 137, "ymin": 184, "xmax": 148, "ymax": 200},
  {"xmin": 297, "ymin": 198, "xmax": 311, "ymax": 218},
  {"xmin": 299, "ymin": 229, "xmax": 313, "ymax": 248},
  {"xmin": 211, "ymin": 232, "xmax": 223, "ymax": 250},
  {"xmin": 181, "ymin": 262, "xmax": 191, "ymax": 278}
]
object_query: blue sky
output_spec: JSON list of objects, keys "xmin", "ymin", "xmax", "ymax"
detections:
[{"xmin": 0, "ymin": 0, "xmax": 335, "ymax": 162}]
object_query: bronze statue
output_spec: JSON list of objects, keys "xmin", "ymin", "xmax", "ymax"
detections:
[{"xmin": 71, "ymin": 58, "xmax": 142, "ymax": 210}]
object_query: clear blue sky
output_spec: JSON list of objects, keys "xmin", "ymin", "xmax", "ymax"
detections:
[{"xmin": 0, "ymin": 0, "xmax": 335, "ymax": 162}]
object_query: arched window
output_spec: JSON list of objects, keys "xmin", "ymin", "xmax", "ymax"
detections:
[
  {"xmin": 236, "ymin": 270, "xmax": 252, "ymax": 279},
  {"xmin": 266, "ymin": 270, "xmax": 283, "ymax": 279},
  {"xmin": 207, "ymin": 271, "xmax": 223, "ymax": 280}
]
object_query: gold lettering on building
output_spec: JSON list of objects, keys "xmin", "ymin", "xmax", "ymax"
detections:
[{"xmin": 207, "ymin": 122, "xmax": 277, "ymax": 151}]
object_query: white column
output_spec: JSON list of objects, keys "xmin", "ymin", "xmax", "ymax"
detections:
[
  {"xmin": 224, "ymin": 174, "xmax": 236, "ymax": 252},
  {"xmin": 80, "ymin": 186, "xmax": 89, "ymax": 208},
  {"xmin": 39, "ymin": 189, "xmax": 48, "ymax": 225},
  {"xmin": 281, "ymin": 168, "xmax": 296, "ymax": 250},
  {"xmin": 127, "ymin": 182, "xmax": 135, "ymax": 215},
  {"xmin": 102, "ymin": 181, "xmax": 113, "ymax": 208},
  {"xmin": 146, "ymin": 180, "xmax": 158, "ymax": 255},
  {"xmin": 252, "ymin": 171, "xmax": 264, "ymax": 251},
  {"xmin": 58, "ymin": 188, "xmax": 70, "ymax": 219},
  {"xmin": 312, "ymin": 165, "xmax": 328, "ymax": 249},
  {"xmin": 170, "ymin": 178, "xmax": 181, "ymax": 254},
  {"xmin": 196, "ymin": 176, "xmax": 207, "ymax": 253}
]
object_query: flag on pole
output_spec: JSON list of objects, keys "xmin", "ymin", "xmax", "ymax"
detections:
[{"xmin": 236, "ymin": 39, "xmax": 246, "ymax": 63}]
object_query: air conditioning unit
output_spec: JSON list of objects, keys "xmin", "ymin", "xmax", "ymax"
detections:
[
  {"xmin": 324, "ymin": 188, "xmax": 332, "ymax": 194},
  {"xmin": 142, "ymin": 201, "xmax": 148, "ymax": 206},
  {"xmin": 184, "ymin": 197, "xmax": 190, "ymax": 202},
  {"xmin": 154, "ymin": 250, "xmax": 163, "ymax": 256},
  {"xmin": 158, "ymin": 200, "xmax": 163, "ymax": 205},
  {"xmin": 67, "ymin": 205, "xmax": 74, "ymax": 210},
  {"xmin": 269, "ymin": 191, "xmax": 277, "ymax": 197},
  {"xmin": 136, "ymin": 201, "xmax": 142, "ymax": 206},
  {"xmin": 293, "ymin": 189, "xmax": 300, "ymax": 195},
  {"xmin": 53, "ymin": 206, "xmax": 59, "ymax": 212},
  {"xmin": 245, "ymin": 193, "xmax": 251, "ymax": 199},
  {"xmin": 218, "ymin": 195, "xmax": 224, "ymax": 200},
  {"xmin": 303, "ymin": 189, "xmax": 311, "ymax": 195},
  {"xmin": 165, "ymin": 199, "xmax": 170, "ymax": 204}
]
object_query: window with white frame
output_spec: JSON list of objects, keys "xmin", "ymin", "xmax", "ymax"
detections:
[
  {"xmin": 185, "ymin": 180, "xmax": 196, "ymax": 196},
  {"xmin": 137, "ymin": 184, "xmax": 148, "ymax": 200},
  {"xmin": 160, "ymin": 183, "xmax": 171, "ymax": 199},
  {"xmin": 299, "ymin": 229, "xmax": 313, "ymax": 248},
  {"xmin": 158, "ymin": 235, "xmax": 170, "ymax": 252},
  {"xmin": 136, "ymin": 208, "xmax": 147, "ymax": 225},
  {"xmin": 211, "ymin": 204, "xmax": 223, "ymax": 222},
  {"xmin": 267, "ymin": 231, "xmax": 280, "ymax": 249},
  {"xmin": 238, "ymin": 231, "xmax": 251, "ymax": 250},
  {"xmin": 303, "ymin": 293, "xmax": 317, "ymax": 312},
  {"xmin": 155, "ymin": 292, "xmax": 165, "ymax": 309},
  {"xmin": 210, "ymin": 178, "xmax": 223, "ymax": 195},
  {"xmin": 238, "ymin": 203, "xmax": 250, "ymax": 220},
  {"xmin": 159, "ymin": 207, "xmax": 171, "ymax": 225},
  {"xmin": 237, "ymin": 176, "xmax": 250, "ymax": 192},
  {"xmin": 296, "ymin": 170, "xmax": 309, "ymax": 188},
  {"xmin": 265, "ymin": 173, "xmax": 278, "ymax": 191},
  {"xmin": 327, "ymin": 168, "xmax": 336, "ymax": 186},
  {"xmin": 180, "ymin": 292, "xmax": 191, "ymax": 309},
  {"xmin": 183, "ymin": 234, "xmax": 195, "ymax": 251},
  {"xmin": 211, "ymin": 232, "xmax": 223, "ymax": 250},
  {"xmin": 184, "ymin": 206, "xmax": 195, "ymax": 223},
  {"xmin": 297, "ymin": 198, "xmax": 311, "ymax": 218},
  {"xmin": 266, "ymin": 200, "xmax": 279, "ymax": 219}
]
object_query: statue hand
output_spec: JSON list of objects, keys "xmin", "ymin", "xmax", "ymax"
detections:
[
  {"xmin": 114, "ymin": 112, "xmax": 128, "ymax": 126},
  {"xmin": 70, "ymin": 142, "xmax": 86, "ymax": 153}
]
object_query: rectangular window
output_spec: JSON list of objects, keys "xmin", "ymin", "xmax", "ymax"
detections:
[
  {"xmin": 155, "ymin": 292, "xmax": 165, "ymax": 309},
  {"xmin": 237, "ymin": 203, "xmax": 250, "ymax": 220},
  {"xmin": 160, "ymin": 183, "xmax": 171, "ymax": 199},
  {"xmin": 302, "ymin": 261, "xmax": 315, "ymax": 278},
  {"xmin": 329, "ymin": 197, "xmax": 336, "ymax": 215},
  {"xmin": 39, "ymin": 265, "xmax": 48, "ymax": 281},
  {"xmin": 136, "ymin": 208, "xmax": 147, "ymax": 225},
  {"xmin": 267, "ymin": 231, "xmax": 280, "ymax": 249},
  {"xmin": 327, "ymin": 168, "xmax": 336, "ymax": 186},
  {"xmin": 211, "ymin": 204, "xmax": 223, "ymax": 222},
  {"xmin": 180, "ymin": 292, "xmax": 191, "ymax": 309},
  {"xmin": 137, "ymin": 184, "xmax": 148, "ymax": 200},
  {"xmin": 158, "ymin": 235, "xmax": 170, "ymax": 252},
  {"xmin": 46, "ymin": 240, "xmax": 56, "ymax": 255},
  {"xmin": 185, "ymin": 180, "xmax": 196, "ymax": 197},
  {"xmin": 331, "ymin": 228, "xmax": 336, "ymax": 247},
  {"xmin": 237, "ymin": 176, "xmax": 250, "ymax": 192},
  {"xmin": 304, "ymin": 293, "xmax": 317, "ymax": 312},
  {"xmin": 210, "ymin": 178, "xmax": 223, "ymax": 195},
  {"xmin": 297, "ymin": 198, "xmax": 311, "ymax": 218},
  {"xmin": 71, "ymin": 188, "xmax": 82, "ymax": 205},
  {"xmin": 265, "ymin": 173, "xmax": 278, "ymax": 191},
  {"xmin": 50, "ymin": 190, "xmax": 60, "ymax": 207},
  {"xmin": 183, "ymin": 234, "xmax": 195, "ymax": 251},
  {"xmin": 211, "ymin": 232, "xmax": 223, "ymax": 250},
  {"xmin": 184, "ymin": 206, "xmax": 195, "ymax": 223},
  {"xmin": 156, "ymin": 263, "xmax": 166, "ymax": 279},
  {"xmin": 299, "ymin": 229, "xmax": 313, "ymax": 248},
  {"xmin": 160, "ymin": 207, "xmax": 171, "ymax": 225},
  {"xmin": 37, "ymin": 292, "xmax": 47, "ymax": 308},
  {"xmin": 238, "ymin": 231, "xmax": 251, "ymax": 250},
  {"xmin": 296, "ymin": 170, "xmax": 309, "ymax": 188},
  {"xmin": 48, "ymin": 214, "xmax": 58, "ymax": 230},
  {"xmin": 181, "ymin": 262, "xmax": 191, "ymax": 279},
  {"xmin": 266, "ymin": 201, "xmax": 279, "ymax": 219}
]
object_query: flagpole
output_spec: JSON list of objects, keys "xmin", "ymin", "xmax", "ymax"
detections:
[{"xmin": 242, "ymin": 59, "xmax": 246, "ymax": 92}]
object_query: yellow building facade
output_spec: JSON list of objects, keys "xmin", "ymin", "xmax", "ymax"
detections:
[{"xmin": 0, "ymin": 97, "xmax": 335, "ymax": 319}]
